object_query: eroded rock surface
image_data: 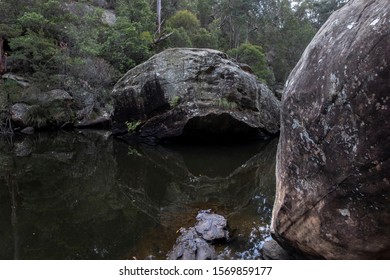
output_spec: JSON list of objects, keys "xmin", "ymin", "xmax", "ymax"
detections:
[
  {"xmin": 111, "ymin": 48, "xmax": 280, "ymax": 142},
  {"xmin": 271, "ymin": 0, "xmax": 390, "ymax": 259}
]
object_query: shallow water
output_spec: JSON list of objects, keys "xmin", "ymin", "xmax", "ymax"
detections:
[{"xmin": 0, "ymin": 130, "xmax": 277, "ymax": 259}]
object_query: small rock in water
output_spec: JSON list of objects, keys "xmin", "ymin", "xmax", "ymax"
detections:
[
  {"xmin": 167, "ymin": 227, "xmax": 215, "ymax": 260},
  {"xmin": 20, "ymin": 127, "xmax": 35, "ymax": 134},
  {"xmin": 195, "ymin": 209, "xmax": 229, "ymax": 241},
  {"xmin": 167, "ymin": 210, "xmax": 229, "ymax": 260}
]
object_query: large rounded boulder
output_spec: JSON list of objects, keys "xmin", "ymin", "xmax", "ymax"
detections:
[
  {"xmin": 111, "ymin": 48, "xmax": 280, "ymax": 142},
  {"xmin": 271, "ymin": 0, "xmax": 390, "ymax": 259}
]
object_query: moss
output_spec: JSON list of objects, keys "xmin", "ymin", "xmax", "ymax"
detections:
[
  {"xmin": 169, "ymin": 95, "xmax": 181, "ymax": 108},
  {"xmin": 217, "ymin": 98, "xmax": 237, "ymax": 110}
]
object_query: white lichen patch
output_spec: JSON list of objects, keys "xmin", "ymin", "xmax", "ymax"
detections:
[
  {"xmin": 338, "ymin": 208, "xmax": 351, "ymax": 217},
  {"xmin": 370, "ymin": 18, "xmax": 380, "ymax": 26},
  {"xmin": 347, "ymin": 22, "xmax": 356, "ymax": 29}
]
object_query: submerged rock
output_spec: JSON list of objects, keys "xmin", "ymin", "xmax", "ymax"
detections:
[
  {"xmin": 272, "ymin": 0, "xmax": 390, "ymax": 259},
  {"xmin": 111, "ymin": 48, "xmax": 280, "ymax": 142}
]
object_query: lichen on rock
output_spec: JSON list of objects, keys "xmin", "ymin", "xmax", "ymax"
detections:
[
  {"xmin": 111, "ymin": 48, "xmax": 280, "ymax": 143},
  {"xmin": 271, "ymin": 0, "xmax": 390, "ymax": 259}
]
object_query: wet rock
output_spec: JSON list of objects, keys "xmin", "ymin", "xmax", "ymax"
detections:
[
  {"xmin": 195, "ymin": 210, "xmax": 229, "ymax": 241},
  {"xmin": 10, "ymin": 103, "xmax": 29, "ymax": 126},
  {"xmin": 261, "ymin": 238, "xmax": 290, "ymax": 260},
  {"xmin": 112, "ymin": 48, "xmax": 280, "ymax": 142},
  {"xmin": 167, "ymin": 210, "xmax": 230, "ymax": 260},
  {"xmin": 20, "ymin": 127, "xmax": 34, "ymax": 134},
  {"xmin": 167, "ymin": 227, "xmax": 215, "ymax": 260},
  {"xmin": 271, "ymin": 0, "xmax": 390, "ymax": 259},
  {"xmin": 14, "ymin": 141, "xmax": 32, "ymax": 157}
]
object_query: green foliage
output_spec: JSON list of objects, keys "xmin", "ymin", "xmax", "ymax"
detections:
[
  {"xmin": 9, "ymin": 29, "xmax": 60, "ymax": 73},
  {"xmin": 228, "ymin": 43, "xmax": 274, "ymax": 85},
  {"xmin": 125, "ymin": 120, "xmax": 141, "ymax": 132},
  {"xmin": 169, "ymin": 95, "xmax": 181, "ymax": 108},
  {"xmin": 0, "ymin": 79, "xmax": 23, "ymax": 97},
  {"xmin": 197, "ymin": 0, "xmax": 216, "ymax": 27},
  {"xmin": 17, "ymin": 12, "xmax": 49, "ymax": 32},
  {"xmin": 217, "ymin": 98, "xmax": 237, "ymax": 110},
  {"xmin": 0, "ymin": 0, "xmax": 344, "ymax": 89},
  {"xmin": 164, "ymin": 27, "xmax": 193, "ymax": 48},
  {"xmin": 192, "ymin": 28, "xmax": 218, "ymax": 49},
  {"xmin": 167, "ymin": 10, "xmax": 200, "ymax": 33},
  {"xmin": 102, "ymin": 17, "xmax": 153, "ymax": 74},
  {"xmin": 127, "ymin": 146, "xmax": 142, "ymax": 157},
  {"xmin": 26, "ymin": 105, "xmax": 49, "ymax": 128}
]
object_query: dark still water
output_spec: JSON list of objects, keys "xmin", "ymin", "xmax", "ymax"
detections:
[{"xmin": 0, "ymin": 130, "xmax": 277, "ymax": 260}]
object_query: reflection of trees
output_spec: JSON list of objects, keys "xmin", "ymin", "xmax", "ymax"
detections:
[
  {"xmin": 0, "ymin": 131, "xmax": 147, "ymax": 259},
  {"xmin": 0, "ymin": 132, "xmax": 278, "ymax": 259},
  {"xmin": 7, "ymin": 171, "xmax": 19, "ymax": 260}
]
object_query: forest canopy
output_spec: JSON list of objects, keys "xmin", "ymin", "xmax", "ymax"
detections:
[{"xmin": 0, "ymin": 0, "xmax": 349, "ymax": 87}]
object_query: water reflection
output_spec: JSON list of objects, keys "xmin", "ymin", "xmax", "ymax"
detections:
[{"xmin": 0, "ymin": 131, "xmax": 277, "ymax": 259}]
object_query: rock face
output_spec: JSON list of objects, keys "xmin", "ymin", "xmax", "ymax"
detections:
[
  {"xmin": 111, "ymin": 48, "xmax": 280, "ymax": 142},
  {"xmin": 271, "ymin": 0, "xmax": 390, "ymax": 259},
  {"xmin": 10, "ymin": 89, "xmax": 74, "ymax": 128},
  {"xmin": 261, "ymin": 237, "xmax": 290, "ymax": 260},
  {"xmin": 6, "ymin": 75, "xmax": 113, "ymax": 130}
]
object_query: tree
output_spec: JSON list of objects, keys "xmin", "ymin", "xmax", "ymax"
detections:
[
  {"xmin": 102, "ymin": 17, "xmax": 153, "ymax": 74},
  {"xmin": 166, "ymin": 10, "xmax": 200, "ymax": 33},
  {"xmin": 298, "ymin": 0, "xmax": 350, "ymax": 28},
  {"xmin": 228, "ymin": 43, "xmax": 274, "ymax": 85}
]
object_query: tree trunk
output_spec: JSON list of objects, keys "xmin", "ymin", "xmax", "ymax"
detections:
[
  {"xmin": 0, "ymin": 38, "xmax": 6, "ymax": 74},
  {"xmin": 157, "ymin": 0, "xmax": 162, "ymax": 35}
]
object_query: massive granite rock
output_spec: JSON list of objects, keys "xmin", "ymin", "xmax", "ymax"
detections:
[
  {"xmin": 111, "ymin": 48, "xmax": 280, "ymax": 142},
  {"xmin": 271, "ymin": 0, "xmax": 390, "ymax": 259}
]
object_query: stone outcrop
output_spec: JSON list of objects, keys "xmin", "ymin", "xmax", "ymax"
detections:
[
  {"xmin": 195, "ymin": 210, "xmax": 229, "ymax": 241},
  {"xmin": 111, "ymin": 48, "xmax": 280, "ymax": 143},
  {"xmin": 5, "ymin": 75, "xmax": 113, "ymax": 130},
  {"xmin": 167, "ymin": 210, "xmax": 228, "ymax": 260},
  {"xmin": 271, "ymin": 0, "xmax": 390, "ymax": 259},
  {"xmin": 10, "ymin": 89, "xmax": 74, "ymax": 128}
]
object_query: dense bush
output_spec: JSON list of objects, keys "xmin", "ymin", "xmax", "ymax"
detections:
[
  {"xmin": 0, "ymin": 0, "xmax": 348, "ymax": 88},
  {"xmin": 228, "ymin": 43, "xmax": 274, "ymax": 85}
]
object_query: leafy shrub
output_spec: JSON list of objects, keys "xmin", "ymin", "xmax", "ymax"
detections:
[
  {"xmin": 227, "ymin": 43, "xmax": 274, "ymax": 85},
  {"xmin": 125, "ymin": 120, "xmax": 141, "ymax": 132},
  {"xmin": 167, "ymin": 10, "xmax": 200, "ymax": 33}
]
